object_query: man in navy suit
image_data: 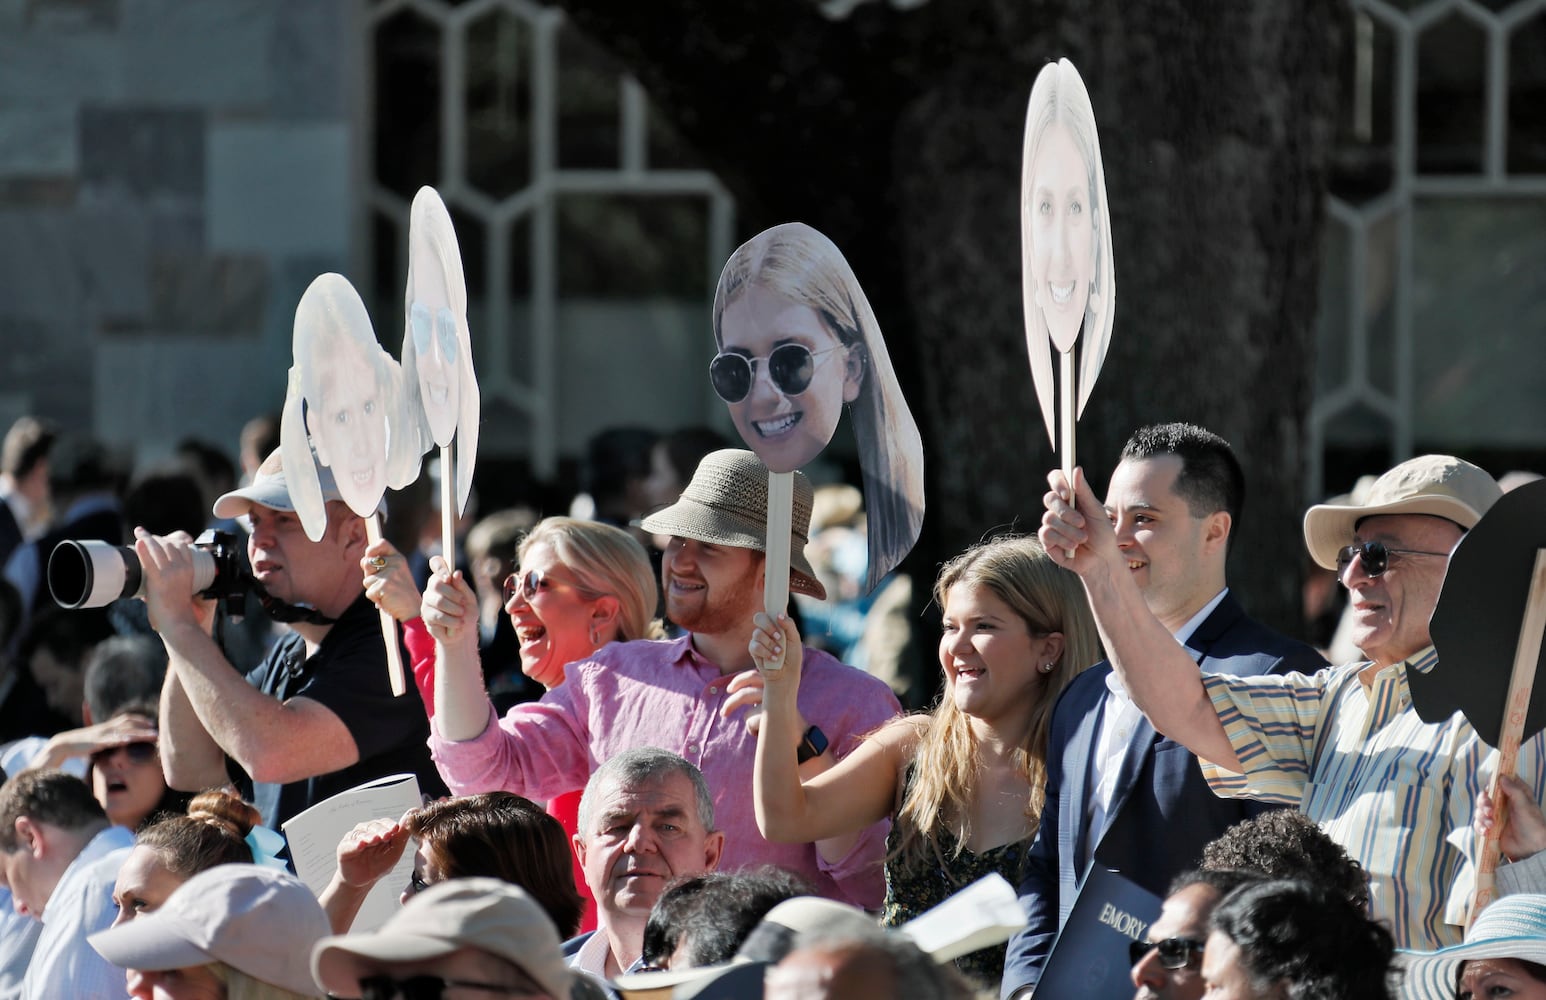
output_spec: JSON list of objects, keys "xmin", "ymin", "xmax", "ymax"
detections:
[{"xmin": 1002, "ymin": 424, "xmax": 1325, "ymax": 999}]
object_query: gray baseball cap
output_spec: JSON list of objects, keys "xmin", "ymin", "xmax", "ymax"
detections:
[{"xmin": 89, "ymin": 864, "xmax": 329, "ymax": 997}]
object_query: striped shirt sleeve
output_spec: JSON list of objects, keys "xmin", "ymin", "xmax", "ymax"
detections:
[{"xmin": 1197, "ymin": 667, "xmax": 1340, "ymax": 805}]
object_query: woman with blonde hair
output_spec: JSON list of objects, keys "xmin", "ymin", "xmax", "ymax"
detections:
[
  {"xmin": 753, "ymin": 535, "xmax": 1100, "ymax": 987},
  {"xmin": 711, "ymin": 222, "xmax": 924, "ymax": 594},
  {"xmin": 371, "ymin": 514, "xmax": 663, "ymax": 932},
  {"xmin": 369, "ymin": 516, "xmax": 663, "ymax": 704}
]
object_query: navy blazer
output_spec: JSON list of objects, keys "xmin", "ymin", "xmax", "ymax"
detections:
[{"xmin": 1001, "ymin": 594, "xmax": 1326, "ymax": 997}]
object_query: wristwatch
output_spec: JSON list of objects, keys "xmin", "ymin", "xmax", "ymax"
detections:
[{"xmin": 796, "ymin": 725, "xmax": 829, "ymax": 764}]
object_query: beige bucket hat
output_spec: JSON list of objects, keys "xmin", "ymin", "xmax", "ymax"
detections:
[
  {"xmin": 641, "ymin": 448, "xmax": 826, "ymax": 600},
  {"xmin": 1302, "ymin": 454, "xmax": 1501, "ymax": 570}
]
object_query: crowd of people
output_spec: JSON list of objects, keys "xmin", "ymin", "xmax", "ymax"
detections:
[{"xmin": 2, "ymin": 393, "xmax": 1546, "ymax": 1000}]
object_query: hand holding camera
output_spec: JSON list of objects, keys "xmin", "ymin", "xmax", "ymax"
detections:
[{"xmin": 132, "ymin": 528, "xmax": 219, "ymax": 635}]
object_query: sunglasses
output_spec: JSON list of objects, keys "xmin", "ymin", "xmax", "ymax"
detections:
[
  {"xmin": 409, "ymin": 302, "xmax": 459, "ymax": 364},
  {"xmin": 89, "ymin": 741, "xmax": 157, "ymax": 767},
  {"xmin": 708, "ymin": 344, "xmax": 844, "ymax": 404},
  {"xmin": 359, "ymin": 974, "xmax": 541, "ymax": 1000},
  {"xmin": 1334, "ymin": 540, "xmax": 1449, "ymax": 578},
  {"xmin": 501, "ymin": 569, "xmax": 592, "ymax": 606},
  {"xmin": 1129, "ymin": 936, "xmax": 1206, "ymax": 970}
]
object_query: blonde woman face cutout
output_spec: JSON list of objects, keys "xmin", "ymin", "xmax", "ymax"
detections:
[
  {"xmin": 408, "ymin": 255, "xmax": 461, "ymax": 446},
  {"xmin": 716, "ymin": 283, "xmax": 862, "ymax": 474},
  {"xmin": 1027, "ymin": 120, "xmax": 1096, "ymax": 353}
]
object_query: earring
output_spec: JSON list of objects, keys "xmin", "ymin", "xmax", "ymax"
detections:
[
  {"xmin": 1039, "ymin": 661, "xmax": 1055, "ymax": 674},
  {"xmin": 588, "ymin": 624, "xmax": 600, "ymax": 646}
]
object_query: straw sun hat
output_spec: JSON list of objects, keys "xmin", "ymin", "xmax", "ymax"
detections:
[{"xmin": 1396, "ymin": 894, "xmax": 1546, "ymax": 999}]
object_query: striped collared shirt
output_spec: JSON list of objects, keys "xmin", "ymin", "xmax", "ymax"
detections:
[{"xmin": 1198, "ymin": 646, "xmax": 1545, "ymax": 950}]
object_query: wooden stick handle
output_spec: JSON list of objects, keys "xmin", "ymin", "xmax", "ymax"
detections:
[
  {"xmin": 440, "ymin": 445, "xmax": 456, "ymax": 571},
  {"xmin": 1059, "ymin": 349, "xmax": 1076, "ymax": 558},
  {"xmin": 762, "ymin": 471, "xmax": 794, "ymax": 664},
  {"xmin": 367, "ymin": 513, "xmax": 406, "ymax": 697},
  {"xmin": 1471, "ymin": 547, "xmax": 1546, "ymax": 923}
]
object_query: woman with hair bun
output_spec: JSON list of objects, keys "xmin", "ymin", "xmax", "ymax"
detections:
[{"xmin": 110, "ymin": 790, "xmax": 262, "ymax": 926}]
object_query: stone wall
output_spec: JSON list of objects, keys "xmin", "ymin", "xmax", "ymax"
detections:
[{"xmin": 0, "ymin": 0, "xmax": 358, "ymax": 468}]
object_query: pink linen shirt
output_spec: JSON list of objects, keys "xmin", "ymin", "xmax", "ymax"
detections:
[{"xmin": 429, "ymin": 634, "xmax": 901, "ymax": 908}]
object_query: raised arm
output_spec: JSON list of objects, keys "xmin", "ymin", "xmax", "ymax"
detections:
[
  {"xmin": 318, "ymin": 814, "xmax": 411, "ymax": 933},
  {"xmin": 751, "ymin": 612, "xmax": 909, "ymax": 846},
  {"xmin": 22, "ymin": 713, "xmax": 160, "ymax": 773},
  {"xmin": 420, "ymin": 556, "xmax": 494, "ymax": 742},
  {"xmin": 137, "ymin": 527, "xmax": 360, "ymax": 786},
  {"xmin": 1039, "ymin": 468, "xmax": 1240, "ymax": 770}
]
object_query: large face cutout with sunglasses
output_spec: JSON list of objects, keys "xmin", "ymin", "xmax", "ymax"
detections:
[{"xmin": 714, "ymin": 284, "xmax": 861, "ymax": 474}]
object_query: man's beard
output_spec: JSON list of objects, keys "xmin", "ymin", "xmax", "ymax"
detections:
[{"xmin": 671, "ymin": 569, "xmax": 759, "ymax": 637}]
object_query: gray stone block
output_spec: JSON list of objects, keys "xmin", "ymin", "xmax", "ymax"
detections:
[
  {"xmin": 206, "ymin": 121, "xmax": 350, "ymax": 256},
  {"xmin": 0, "ymin": 177, "xmax": 78, "ymax": 208},
  {"xmin": 0, "ymin": 208, "xmax": 149, "ymax": 324},
  {"xmin": 79, "ymin": 105, "xmax": 204, "ymax": 202},
  {"xmin": 14, "ymin": 0, "xmax": 121, "ymax": 31},
  {"xmin": 270, "ymin": 0, "xmax": 350, "ymax": 119},
  {"xmin": 120, "ymin": 0, "xmax": 273, "ymax": 108},
  {"xmin": 0, "ymin": 108, "xmax": 78, "ymax": 177},
  {"xmin": 0, "ymin": 30, "xmax": 123, "ymax": 102},
  {"xmin": 93, "ymin": 335, "xmax": 284, "ymax": 463},
  {"xmin": 146, "ymin": 252, "xmax": 268, "ymax": 336}
]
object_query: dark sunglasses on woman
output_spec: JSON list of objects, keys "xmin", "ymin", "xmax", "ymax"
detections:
[
  {"xmin": 89, "ymin": 741, "xmax": 157, "ymax": 767},
  {"xmin": 708, "ymin": 343, "xmax": 844, "ymax": 403}
]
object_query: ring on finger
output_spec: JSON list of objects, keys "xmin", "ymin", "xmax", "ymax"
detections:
[{"xmin": 368, "ymin": 555, "xmax": 387, "ymax": 571}]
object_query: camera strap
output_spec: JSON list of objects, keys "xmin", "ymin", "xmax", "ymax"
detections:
[{"xmin": 253, "ymin": 583, "xmax": 338, "ymax": 627}]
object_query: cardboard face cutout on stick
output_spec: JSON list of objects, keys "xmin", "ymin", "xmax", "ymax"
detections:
[
  {"xmin": 1022, "ymin": 57, "xmax": 1115, "ymax": 451},
  {"xmin": 1423, "ymin": 478, "xmax": 1546, "ymax": 747},
  {"xmin": 281, "ymin": 273, "xmax": 421, "ymax": 542},
  {"xmin": 404, "ymin": 186, "xmax": 480, "ymax": 517},
  {"xmin": 711, "ymin": 222, "xmax": 924, "ymax": 593}
]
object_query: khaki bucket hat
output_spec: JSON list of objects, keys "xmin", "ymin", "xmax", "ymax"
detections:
[
  {"xmin": 641, "ymin": 448, "xmax": 827, "ymax": 600},
  {"xmin": 1302, "ymin": 454, "xmax": 1500, "ymax": 570}
]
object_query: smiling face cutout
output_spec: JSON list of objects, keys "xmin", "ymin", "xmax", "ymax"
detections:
[
  {"xmin": 280, "ymin": 273, "xmax": 418, "ymax": 540},
  {"xmin": 715, "ymin": 284, "xmax": 862, "ymax": 474},
  {"xmin": 1028, "ymin": 121, "xmax": 1096, "ymax": 353},
  {"xmin": 404, "ymin": 186, "xmax": 480, "ymax": 515},
  {"xmin": 1020, "ymin": 57, "xmax": 1116, "ymax": 448},
  {"xmin": 711, "ymin": 223, "xmax": 873, "ymax": 474}
]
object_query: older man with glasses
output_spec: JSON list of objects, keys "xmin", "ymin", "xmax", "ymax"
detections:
[{"xmin": 1041, "ymin": 453, "xmax": 1543, "ymax": 953}]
